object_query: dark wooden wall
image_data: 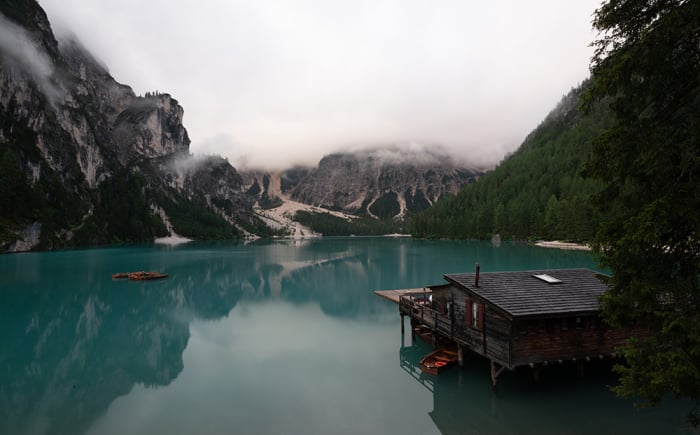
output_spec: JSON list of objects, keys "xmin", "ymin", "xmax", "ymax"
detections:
[
  {"xmin": 431, "ymin": 286, "xmax": 512, "ymax": 367},
  {"xmin": 510, "ymin": 317, "xmax": 636, "ymax": 366},
  {"xmin": 427, "ymin": 286, "xmax": 643, "ymax": 369}
]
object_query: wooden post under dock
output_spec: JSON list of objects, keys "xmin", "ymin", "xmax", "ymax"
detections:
[
  {"xmin": 376, "ymin": 268, "xmax": 642, "ymax": 388},
  {"xmin": 490, "ymin": 361, "xmax": 505, "ymax": 389}
]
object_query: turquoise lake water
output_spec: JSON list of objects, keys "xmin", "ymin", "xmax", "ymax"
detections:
[{"xmin": 0, "ymin": 238, "xmax": 694, "ymax": 434}]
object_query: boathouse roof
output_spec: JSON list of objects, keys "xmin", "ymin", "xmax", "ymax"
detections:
[{"xmin": 443, "ymin": 268, "xmax": 608, "ymax": 319}]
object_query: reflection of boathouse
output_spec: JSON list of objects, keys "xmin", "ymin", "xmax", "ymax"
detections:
[{"xmin": 378, "ymin": 266, "xmax": 642, "ymax": 386}]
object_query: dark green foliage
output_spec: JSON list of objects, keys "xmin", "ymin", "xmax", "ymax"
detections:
[
  {"xmin": 258, "ymin": 195, "xmax": 283, "ymax": 210},
  {"xmin": 73, "ymin": 169, "xmax": 167, "ymax": 244},
  {"xmin": 411, "ymin": 83, "xmax": 612, "ymax": 241},
  {"xmin": 236, "ymin": 214, "xmax": 286, "ymax": 238},
  {"xmin": 0, "ymin": 98, "xmax": 90, "ymax": 249},
  {"xmin": 368, "ymin": 191, "xmax": 400, "ymax": 220},
  {"xmin": 154, "ymin": 191, "xmax": 240, "ymax": 240},
  {"xmin": 246, "ymin": 181, "xmax": 261, "ymax": 196},
  {"xmin": 583, "ymin": 0, "xmax": 700, "ymax": 419},
  {"xmin": 0, "ymin": 148, "xmax": 34, "ymax": 221},
  {"xmin": 404, "ymin": 188, "xmax": 431, "ymax": 214},
  {"xmin": 294, "ymin": 211, "xmax": 404, "ymax": 236}
]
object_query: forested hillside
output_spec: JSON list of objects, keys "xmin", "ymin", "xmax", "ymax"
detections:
[{"xmin": 411, "ymin": 82, "xmax": 612, "ymax": 242}]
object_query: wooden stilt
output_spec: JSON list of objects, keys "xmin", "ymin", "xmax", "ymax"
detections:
[
  {"xmin": 458, "ymin": 345, "xmax": 464, "ymax": 367},
  {"xmin": 400, "ymin": 314, "xmax": 405, "ymax": 335},
  {"xmin": 490, "ymin": 360, "xmax": 505, "ymax": 389},
  {"xmin": 410, "ymin": 319, "xmax": 416, "ymax": 342}
]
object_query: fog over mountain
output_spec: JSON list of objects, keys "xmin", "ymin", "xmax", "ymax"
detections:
[
  {"xmin": 0, "ymin": 12, "xmax": 62, "ymax": 103},
  {"xmin": 39, "ymin": 0, "xmax": 600, "ymax": 170}
]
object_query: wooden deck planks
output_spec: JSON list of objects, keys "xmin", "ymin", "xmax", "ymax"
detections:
[{"xmin": 374, "ymin": 288, "xmax": 430, "ymax": 304}]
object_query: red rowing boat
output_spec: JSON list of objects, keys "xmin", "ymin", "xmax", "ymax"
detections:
[
  {"xmin": 112, "ymin": 271, "xmax": 168, "ymax": 281},
  {"xmin": 419, "ymin": 347, "xmax": 458, "ymax": 375}
]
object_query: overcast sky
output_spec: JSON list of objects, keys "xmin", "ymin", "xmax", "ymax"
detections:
[{"xmin": 39, "ymin": 0, "xmax": 601, "ymax": 170}]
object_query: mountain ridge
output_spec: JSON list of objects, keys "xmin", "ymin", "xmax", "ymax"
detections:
[
  {"xmin": 0, "ymin": 1, "xmax": 266, "ymax": 251},
  {"xmin": 0, "ymin": 0, "xmax": 494, "ymax": 250},
  {"xmin": 241, "ymin": 146, "xmax": 482, "ymax": 222}
]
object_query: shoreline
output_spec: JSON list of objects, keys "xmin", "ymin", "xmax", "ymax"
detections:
[
  {"xmin": 534, "ymin": 240, "xmax": 591, "ymax": 251},
  {"xmin": 154, "ymin": 235, "xmax": 193, "ymax": 246}
]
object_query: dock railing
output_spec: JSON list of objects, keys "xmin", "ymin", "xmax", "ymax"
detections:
[
  {"xmin": 399, "ymin": 292, "xmax": 453, "ymax": 338},
  {"xmin": 399, "ymin": 345, "xmax": 435, "ymax": 392}
]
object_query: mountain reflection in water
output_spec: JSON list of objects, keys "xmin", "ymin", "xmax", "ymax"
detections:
[{"xmin": 0, "ymin": 239, "xmax": 692, "ymax": 435}]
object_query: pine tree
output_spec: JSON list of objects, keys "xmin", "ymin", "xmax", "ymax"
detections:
[{"xmin": 584, "ymin": 0, "xmax": 700, "ymax": 422}]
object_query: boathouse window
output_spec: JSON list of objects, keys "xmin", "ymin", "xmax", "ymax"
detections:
[{"xmin": 465, "ymin": 297, "xmax": 484, "ymax": 330}]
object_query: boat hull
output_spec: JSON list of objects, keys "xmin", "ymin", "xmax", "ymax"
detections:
[
  {"xmin": 419, "ymin": 347, "xmax": 458, "ymax": 375},
  {"xmin": 112, "ymin": 271, "xmax": 168, "ymax": 281}
]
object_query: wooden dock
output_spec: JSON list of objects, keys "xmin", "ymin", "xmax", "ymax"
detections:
[{"xmin": 374, "ymin": 288, "xmax": 430, "ymax": 304}]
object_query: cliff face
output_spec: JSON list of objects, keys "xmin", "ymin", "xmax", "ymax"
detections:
[
  {"xmin": 241, "ymin": 148, "xmax": 481, "ymax": 222},
  {"xmin": 286, "ymin": 148, "xmax": 481, "ymax": 219},
  {"xmin": 0, "ymin": 0, "xmax": 485, "ymax": 249},
  {"xmin": 0, "ymin": 1, "xmax": 259, "ymax": 251}
]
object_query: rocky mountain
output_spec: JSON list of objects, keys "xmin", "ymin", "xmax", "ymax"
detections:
[
  {"xmin": 0, "ymin": 0, "xmax": 264, "ymax": 252},
  {"xmin": 0, "ymin": 0, "xmax": 485, "ymax": 250},
  {"xmin": 242, "ymin": 147, "xmax": 482, "ymax": 221}
]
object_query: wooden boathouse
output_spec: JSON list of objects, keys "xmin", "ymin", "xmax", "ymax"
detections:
[{"xmin": 377, "ymin": 266, "xmax": 641, "ymax": 386}]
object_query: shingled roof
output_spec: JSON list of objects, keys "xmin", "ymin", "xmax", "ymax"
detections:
[{"xmin": 444, "ymin": 268, "xmax": 609, "ymax": 318}]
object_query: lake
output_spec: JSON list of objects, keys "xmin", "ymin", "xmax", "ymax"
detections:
[{"xmin": 0, "ymin": 238, "xmax": 693, "ymax": 434}]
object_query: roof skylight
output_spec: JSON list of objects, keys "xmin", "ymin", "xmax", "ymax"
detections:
[{"xmin": 532, "ymin": 273, "xmax": 562, "ymax": 284}]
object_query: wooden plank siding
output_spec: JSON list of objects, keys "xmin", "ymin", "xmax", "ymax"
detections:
[
  {"xmin": 396, "ymin": 268, "xmax": 641, "ymax": 370},
  {"xmin": 401, "ymin": 284, "xmax": 514, "ymax": 368},
  {"xmin": 510, "ymin": 317, "xmax": 639, "ymax": 366}
]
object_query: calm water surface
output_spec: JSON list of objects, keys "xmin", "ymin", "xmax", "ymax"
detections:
[{"xmin": 0, "ymin": 238, "xmax": 693, "ymax": 434}]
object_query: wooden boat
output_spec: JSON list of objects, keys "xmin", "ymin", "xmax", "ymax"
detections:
[
  {"xmin": 112, "ymin": 272, "xmax": 131, "ymax": 279},
  {"xmin": 419, "ymin": 347, "xmax": 458, "ymax": 375},
  {"xmin": 412, "ymin": 325, "xmax": 452, "ymax": 348},
  {"xmin": 413, "ymin": 325, "xmax": 434, "ymax": 345},
  {"xmin": 127, "ymin": 271, "xmax": 168, "ymax": 281},
  {"xmin": 112, "ymin": 271, "xmax": 168, "ymax": 281}
]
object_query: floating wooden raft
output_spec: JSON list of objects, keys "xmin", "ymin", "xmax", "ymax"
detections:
[{"xmin": 112, "ymin": 271, "xmax": 168, "ymax": 281}]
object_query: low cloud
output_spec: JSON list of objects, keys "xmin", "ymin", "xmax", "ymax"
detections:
[
  {"xmin": 0, "ymin": 13, "xmax": 63, "ymax": 104},
  {"xmin": 170, "ymin": 153, "xmax": 222, "ymax": 174},
  {"xmin": 345, "ymin": 143, "xmax": 479, "ymax": 169},
  {"xmin": 40, "ymin": 0, "xmax": 599, "ymax": 170}
]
